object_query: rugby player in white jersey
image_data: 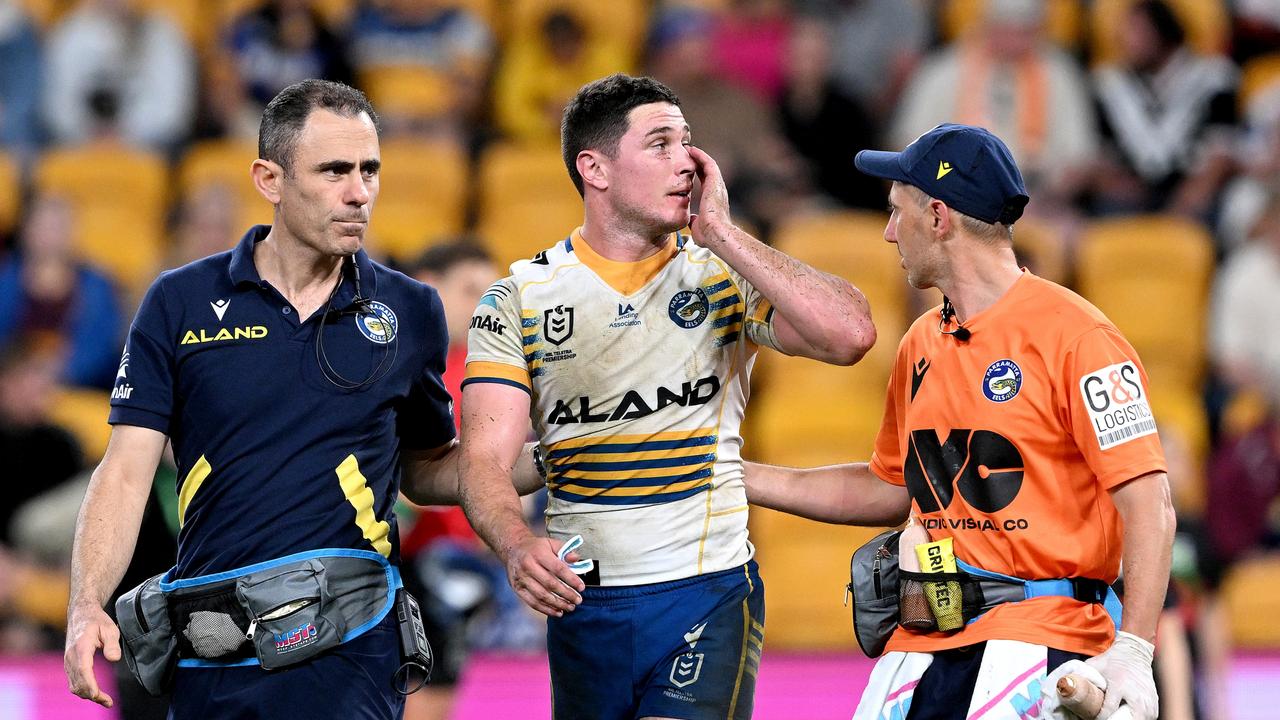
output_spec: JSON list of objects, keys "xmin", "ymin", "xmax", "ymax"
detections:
[{"xmin": 458, "ymin": 73, "xmax": 876, "ymax": 720}]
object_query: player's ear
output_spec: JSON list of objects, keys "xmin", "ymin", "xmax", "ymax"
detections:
[
  {"xmin": 930, "ymin": 199, "xmax": 953, "ymax": 238},
  {"xmin": 577, "ymin": 150, "xmax": 608, "ymax": 193},
  {"xmin": 251, "ymin": 158, "xmax": 285, "ymax": 205}
]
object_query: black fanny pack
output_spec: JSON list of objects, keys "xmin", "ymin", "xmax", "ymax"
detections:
[
  {"xmin": 115, "ymin": 549, "xmax": 400, "ymax": 695},
  {"xmin": 845, "ymin": 529, "xmax": 1118, "ymax": 658}
]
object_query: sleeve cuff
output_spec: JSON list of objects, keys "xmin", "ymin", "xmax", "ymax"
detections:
[
  {"xmin": 464, "ymin": 360, "xmax": 531, "ymax": 393},
  {"xmin": 108, "ymin": 406, "xmax": 170, "ymax": 435}
]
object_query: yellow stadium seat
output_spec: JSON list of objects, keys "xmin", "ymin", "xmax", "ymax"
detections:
[
  {"xmin": 179, "ymin": 139, "xmax": 274, "ymax": 232},
  {"xmin": 752, "ymin": 509, "xmax": 886, "ymax": 650},
  {"xmin": 358, "ymin": 65, "xmax": 458, "ymax": 122},
  {"xmin": 771, "ymin": 210, "xmax": 909, "ymax": 329},
  {"xmin": 366, "ymin": 138, "xmax": 470, "ymax": 262},
  {"xmin": 1012, "ymin": 218, "xmax": 1070, "ymax": 286},
  {"xmin": 1240, "ymin": 51, "xmax": 1280, "ymax": 114},
  {"xmin": 17, "ymin": 0, "xmax": 67, "ymax": 29},
  {"xmin": 941, "ymin": 0, "xmax": 1084, "ymax": 49},
  {"xmin": 35, "ymin": 143, "xmax": 170, "ymax": 296},
  {"xmin": 476, "ymin": 142, "xmax": 582, "ymax": 265},
  {"xmin": 50, "ymin": 387, "xmax": 112, "ymax": 462},
  {"xmin": 1222, "ymin": 555, "xmax": 1280, "ymax": 649},
  {"xmin": 1089, "ymin": 0, "xmax": 1229, "ymax": 65},
  {"xmin": 1076, "ymin": 215, "xmax": 1214, "ymax": 393},
  {"xmin": 1149, "ymin": 386, "xmax": 1208, "ymax": 514},
  {"xmin": 505, "ymin": 0, "xmax": 645, "ymax": 59},
  {"xmin": 0, "ymin": 151, "xmax": 21, "ymax": 237}
]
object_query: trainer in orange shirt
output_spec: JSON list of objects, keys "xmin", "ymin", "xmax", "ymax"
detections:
[{"xmin": 744, "ymin": 124, "xmax": 1175, "ymax": 720}]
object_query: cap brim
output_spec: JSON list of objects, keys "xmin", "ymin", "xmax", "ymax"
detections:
[{"xmin": 854, "ymin": 150, "xmax": 912, "ymax": 183}]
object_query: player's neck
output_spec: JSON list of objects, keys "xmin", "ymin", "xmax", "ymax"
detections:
[
  {"xmin": 580, "ymin": 213, "xmax": 672, "ymax": 262},
  {"xmin": 936, "ymin": 246, "xmax": 1023, "ymax": 323},
  {"xmin": 255, "ymin": 227, "xmax": 345, "ymax": 310}
]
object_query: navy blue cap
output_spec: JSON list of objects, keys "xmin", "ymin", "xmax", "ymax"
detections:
[{"xmin": 854, "ymin": 124, "xmax": 1030, "ymax": 225}]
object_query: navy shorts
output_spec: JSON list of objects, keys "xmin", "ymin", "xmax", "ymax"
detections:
[
  {"xmin": 547, "ymin": 560, "xmax": 765, "ymax": 720},
  {"xmin": 168, "ymin": 612, "xmax": 405, "ymax": 720}
]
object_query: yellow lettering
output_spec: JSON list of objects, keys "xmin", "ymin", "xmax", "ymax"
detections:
[{"xmin": 180, "ymin": 326, "xmax": 270, "ymax": 345}]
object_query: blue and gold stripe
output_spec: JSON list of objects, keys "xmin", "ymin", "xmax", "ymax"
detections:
[
  {"xmin": 545, "ymin": 428, "xmax": 718, "ymax": 505},
  {"xmin": 702, "ymin": 272, "xmax": 744, "ymax": 347},
  {"xmin": 463, "ymin": 361, "xmax": 531, "ymax": 393},
  {"xmin": 522, "ymin": 310, "xmax": 545, "ymax": 378}
]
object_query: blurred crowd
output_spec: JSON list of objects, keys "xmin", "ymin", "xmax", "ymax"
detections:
[{"xmin": 1, "ymin": 0, "xmax": 1279, "ymax": 718}]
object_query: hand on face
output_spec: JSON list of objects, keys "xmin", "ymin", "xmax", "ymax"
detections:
[{"xmin": 688, "ymin": 145, "xmax": 732, "ymax": 245}]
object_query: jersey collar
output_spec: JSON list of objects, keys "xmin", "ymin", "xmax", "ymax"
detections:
[{"xmin": 227, "ymin": 224, "xmax": 377, "ymax": 309}]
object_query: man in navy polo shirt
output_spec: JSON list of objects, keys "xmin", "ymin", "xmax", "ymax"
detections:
[{"xmin": 62, "ymin": 80, "xmax": 509, "ymax": 719}]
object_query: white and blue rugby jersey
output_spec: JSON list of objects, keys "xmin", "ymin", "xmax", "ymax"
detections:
[{"xmin": 464, "ymin": 228, "xmax": 781, "ymax": 585}]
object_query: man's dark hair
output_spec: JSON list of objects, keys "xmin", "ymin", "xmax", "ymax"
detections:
[
  {"xmin": 560, "ymin": 73, "xmax": 681, "ymax": 196},
  {"xmin": 411, "ymin": 241, "xmax": 493, "ymax": 277},
  {"xmin": 1132, "ymin": 1, "xmax": 1185, "ymax": 50},
  {"xmin": 258, "ymin": 79, "xmax": 379, "ymax": 173}
]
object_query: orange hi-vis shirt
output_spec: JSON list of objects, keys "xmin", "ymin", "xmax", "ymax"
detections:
[{"xmin": 870, "ymin": 272, "xmax": 1167, "ymax": 656}]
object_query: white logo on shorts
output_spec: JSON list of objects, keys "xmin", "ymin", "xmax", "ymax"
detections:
[{"xmin": 670, "ymin": 652, "xmax": 704, "ymax": 689}]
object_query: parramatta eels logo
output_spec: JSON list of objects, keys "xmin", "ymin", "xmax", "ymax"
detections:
[
  {"xmin": 356, "ymin": 301, "xmax": 398, "ymax": 344},
  {"xmin": 668, "ymin": 288, "xmax": 708, "ymax": 329},
  {"xmin": 982, "ymin": 359, "xmax": 1022, "ymax": 403}
]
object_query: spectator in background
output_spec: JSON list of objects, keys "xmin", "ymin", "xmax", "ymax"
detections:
[
  {"xmin": 495, "ymin": 9, "xmax": 632, "ymax": 146},
  {"xmin": 647, "ymin": 7, "xmax": 810, "ymax": 233},
  {"xmin": 778, "ymin": 16, "xmax": 884, "ymax": 211},
  {"xmin": 349, "ymin": 0, "xmax": 493, "ymax": 137},
  {"xmin": 168, "ymin": 184, "xmax": 241, "ymax": 269},
  {"xmin": 1218, "ymin": 94, "xmax": 1280, "ymax": 252},
  {"xmin": 42, "ymin": 0, "xmax": 196, "ymax": 152},
  {"xmin": 799, "ymin": 0, "xmax": 927, "ymax": 129},
  {"xmin": 1092, "ymin": 0, "xmax": 1239, "ymax": 218},
  {"xmin": 892, "ymin": 0, "xmax": 1097, "ymax": 214},
  {"xmin": 0, "ymin": 0, "xmax": 42, "ymax": 165},
  {"xmin": 403, "ymin": 242, "xmax": 537, "ymax": 720},
  {"xmin": 0, "ymin": 195, "xmax": 123, "ymax": 389},
  {"xmin": 1232, "ymin": 0, "xmax": 1280, "ymax": 65},
  {"xmin": 225, "ymin": 0, "xmax": 355, "ymax": 110},
  {"xmin": 1210, "ymin": 191, "xmax": 1280, "ymax": 415},
  {"xmin": 710, "ymin": 0, "xmax": 792, "ymax": 103},
  {"xmin": 0, "ymin": 340, "xmax": 82, "ymax": 654}
]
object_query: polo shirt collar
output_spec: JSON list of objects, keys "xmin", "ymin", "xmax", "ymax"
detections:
[{"xmin": 227, "ymin": 224, "xmax": 377, "ymax": 309}]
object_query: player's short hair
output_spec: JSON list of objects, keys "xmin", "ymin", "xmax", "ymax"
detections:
[
  {"xmin": 259, "ymin": 79, "xmax": 379, "ymax": 174},
  {"xmin": 903, "ymin": 184, "xmax": 1013, "ymax": 245},
  {"xmin": 410, "ymin": 242, "xmax": 493, "ymax": 277},
  {"xmin": 561, "ymin": 73, "xmax": 681, "ymax": 196}
]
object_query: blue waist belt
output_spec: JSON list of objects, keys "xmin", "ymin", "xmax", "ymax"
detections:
[
  {"xmin": 159, "ymin": 549, "xmax": 402, "ymax": 669},
  {"xmin": 956, "ymin": 558, "xmax": 1123, "ymax": 629}
]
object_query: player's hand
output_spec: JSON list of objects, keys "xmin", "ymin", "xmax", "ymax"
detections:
[
  {"xmin": 504, "ymin": 535, "xmax": 585, "ymax": 618},
  {"xmin": 64, "ymin": 601, "xmax": 120, "ymax": 708},
  {"xmin": 688, "ymin": 145, "xmax": 732, "ymax": 244},
  {"xmin": 1084, "ymin": 631, "xmax": 1158, "ymax": 720}
]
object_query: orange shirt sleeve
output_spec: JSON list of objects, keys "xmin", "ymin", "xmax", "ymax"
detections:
[
  {"xmin": 1060, "ymin": 326, "xmax": 1167, "ymax": 488},
  {"xmin": 870, "ymin": 342, "xmax": 909, "ymax": 486}
]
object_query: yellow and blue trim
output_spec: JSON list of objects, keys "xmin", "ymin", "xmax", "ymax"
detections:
[
  {"xmin": 463, "ymin": 360, "xmax": 532, "ymax": 394},
  {"xmin": 702, "ymin": 272, "xmax": 744, "ymax": 347},
  {"xmin": 545, "ymin": 428, "xmax": 718, "ymax": 505},
  {"xmin": 522, "ymin": 309, "xmax": 545, "ymax": 379}
]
